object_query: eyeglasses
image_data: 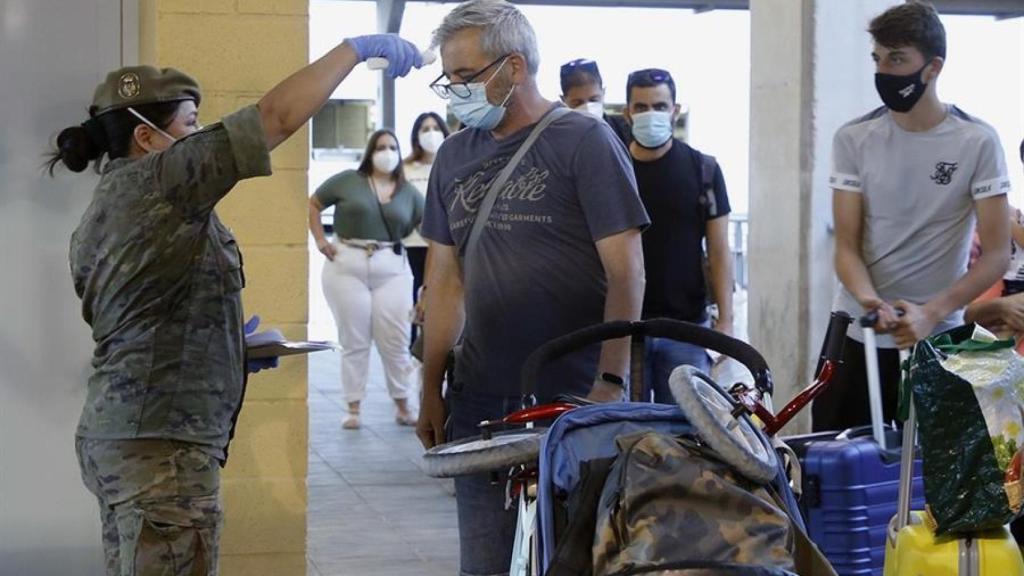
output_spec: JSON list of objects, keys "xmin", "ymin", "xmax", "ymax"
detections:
[
  {"xmin": 430, "ymin": 54, "xmax": 511, "ymax": 100},
  {"xmin": 560, "ymin": 58, "xmax": 599, "ymax": 79},
  {"xmin": 627, "ymin": 68, "xmax": 673, "ymax": 86}
]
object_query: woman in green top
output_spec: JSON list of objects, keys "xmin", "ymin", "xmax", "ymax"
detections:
[
  {"xmin": 47, "ymin": 34, "xmax": 422, "ymax": 576},
  {"xmin": 309, "ymin": 129, "xmax": 425, "ymax": 429}
]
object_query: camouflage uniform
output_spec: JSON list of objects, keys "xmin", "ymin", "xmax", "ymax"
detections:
[
  {"xmin": 77, "ymin": 438, "xmax": 222, "ymax": 576},
  {"xmin": 70, "ymin": 102, "xmax": 271, "ymax": 575}
]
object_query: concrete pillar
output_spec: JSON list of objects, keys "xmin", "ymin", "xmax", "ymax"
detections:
[
  {"xmin": 748, "ymin": 0, "xmax": 898, "ymax": 433},
  {"xmin": 139, "ymin": 1, "xmax": 310, "ymax": 574}
]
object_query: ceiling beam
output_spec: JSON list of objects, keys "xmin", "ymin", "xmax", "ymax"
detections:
[{"xmin": 404, "ymin": 0, "xmax": 1023, "ymax": 18}]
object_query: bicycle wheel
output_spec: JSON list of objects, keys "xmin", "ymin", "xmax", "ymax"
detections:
[
  {"xmin": 422, "ymin": 428, "xmax": 548, "ymax": 478},
  {"xmin": 669, "ymin": 365, "xmax": 777, "ymax": 484}
]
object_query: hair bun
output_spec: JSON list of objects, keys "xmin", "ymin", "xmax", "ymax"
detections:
[{"xmin": 55, "ymin": 121, "xmax": 106, "ymax": 173}]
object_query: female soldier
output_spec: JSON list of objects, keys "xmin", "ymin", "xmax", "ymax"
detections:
[{"xmin": 48, "ymin": 34, "xmax": 422, "ymax": 575}]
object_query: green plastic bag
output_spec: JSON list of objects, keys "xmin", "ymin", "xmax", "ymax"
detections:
[{"xmin": 900, "ymin": 324, "xmax": 1024, "ymax": 535}]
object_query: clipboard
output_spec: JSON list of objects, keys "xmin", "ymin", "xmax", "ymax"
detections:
[{"xmin": 245, "ymin": 329, "xmax": 338, "ymax": 360}]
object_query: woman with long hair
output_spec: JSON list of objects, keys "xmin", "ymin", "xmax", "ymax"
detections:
[
  {"xmin": 310, "ymin": 129, "xmax": 424, "ymax": 429},
  {"xmin": 403, "ymin": 112, "xmax": 450, "ymax": 340}
]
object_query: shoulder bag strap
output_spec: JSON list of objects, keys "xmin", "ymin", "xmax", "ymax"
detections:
[{"xmin": 463, "ymin": 107, "xmax": 571, "ymax": 259}]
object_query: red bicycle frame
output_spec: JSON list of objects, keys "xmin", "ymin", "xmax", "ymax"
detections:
[{"xmin": 734, "ymin": 359, "xmax": 837, "ymax": 437}]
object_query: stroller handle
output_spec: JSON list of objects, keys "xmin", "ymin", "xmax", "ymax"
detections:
[{"xmin": 520, "ymin": 318, "xmax": 774, "ymax": 397}]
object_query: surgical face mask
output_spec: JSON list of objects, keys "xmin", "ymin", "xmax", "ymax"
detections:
[
  {"xmin": 127, "ymin": 106, "xmax": 176, "ymax": 145},
  {"xmin": 449, "ymin": 58, "xmax": 515, "ymax": 131},
  {"xmin": 630, "ymin": 111, "xmax": 673, "ymax": 148},
  {"xmin": 418, "ymin": 129, "xmax": 444, "ymax": 154},
  {"xmin": 874, "ymin": 62, "xmax": 930, "ymax": 113},
  {"xmin": 574, "ymin": 101, "xmax": 605, "ymax": 120},
  {"xmin": 372, "ymin": 149, "xmax": 400, "ymax": 173}
]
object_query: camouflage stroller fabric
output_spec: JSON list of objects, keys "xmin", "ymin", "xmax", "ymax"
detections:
[{"xmin": 536, "ymin": 403, "xmax": 833, "ymax": 576}]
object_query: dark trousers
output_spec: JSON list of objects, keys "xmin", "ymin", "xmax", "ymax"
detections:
[
  {"xmin": 408, "ymin": 246, "xmax": 427, "ymax": 344},
  {"xmin": 448, "ymin": 390, "xmax": 523, "ymax": 575},
  {"xmin": 811, "ymin": 336, "xmax": 901, "ymax": 432}
]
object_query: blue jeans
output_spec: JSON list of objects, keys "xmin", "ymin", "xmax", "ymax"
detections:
[
  {"xmin": 643, "ymin": 334, "xmax": 712, "ymax": 404},
  {"xmin": 449, "ymin": 390, "xmax": 525, "ymax": 576}
]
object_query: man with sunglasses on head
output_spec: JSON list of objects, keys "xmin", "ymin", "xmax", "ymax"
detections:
[
  {"xmin": 415, "ymin": 1, "xmax": 649, "ymax": 574},
  {"xmin": 624, "ymin": 67, "xmax": 734, "ymax": 403},
  {"xmin": 559, "ymin": 58, "xmax": 631, "ymax": 146}
]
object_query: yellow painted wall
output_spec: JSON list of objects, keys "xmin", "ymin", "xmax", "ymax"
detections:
[{"xmin": 139, "ymin": 1, "xmax": 309, "ymax": 574}]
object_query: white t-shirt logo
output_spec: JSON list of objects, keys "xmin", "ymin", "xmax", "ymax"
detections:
[{"xmin": 930, "ymin": 161, "xmax": 959, "ymax": 185}]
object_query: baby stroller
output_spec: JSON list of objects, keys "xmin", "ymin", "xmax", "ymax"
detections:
[{"xmin": 425, "ymin": 318, "xmax": 846, "ymax": 575}]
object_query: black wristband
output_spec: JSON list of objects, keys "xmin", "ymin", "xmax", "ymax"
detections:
[{"xmin": 599, "ymin": 372, "xmax": 625, "ymax": 387}]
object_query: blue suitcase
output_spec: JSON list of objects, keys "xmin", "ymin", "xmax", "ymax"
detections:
[{"xmin": 785, "ymin": 426, "xmax": 925, "ymax": 576}]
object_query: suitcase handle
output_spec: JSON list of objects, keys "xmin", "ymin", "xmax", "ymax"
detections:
[
  {"xmin": 893, "ymin": 348, "xmax": 916, "ymax": 539},
  {"xmin": 858, "ymin": 310, "xmax": 904, "ymax": 450},
  {"xmin": 836, "ymin": 425, "xmax": 904, "ymax": 464}
]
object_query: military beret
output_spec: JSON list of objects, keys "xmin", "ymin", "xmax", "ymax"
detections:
[{"xmin": 91, "ymin": 66, "xmax": 202, "ymax": 116}]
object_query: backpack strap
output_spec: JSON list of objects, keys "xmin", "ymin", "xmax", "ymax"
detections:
[
  {"xmin": 697, "ymin": 151, "xmax": 723, "ymax": 219},
  {"xmin": 764, "ymin": 483, "xmax": 838, "ymax": 576}
]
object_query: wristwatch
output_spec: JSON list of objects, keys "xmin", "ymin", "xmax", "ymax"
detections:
[{"xmin": 597, "ymin": 372, "xmax": 625, "ymax": 388}]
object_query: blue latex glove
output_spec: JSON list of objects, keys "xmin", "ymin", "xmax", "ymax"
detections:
[
  {"xmin": 345, "ymin": 34, "xmax": 424, "ymax": 78},
  {"xmin": 244, "ymin": 315, "xmax": 280, "ymax": 374},
  {"xmin": 244, "ymin": 315, "xmax": 261, "ymax": 335},
  {"xmin": 247, "ymin": 356, "xmax": 279, "ymax": 374}
]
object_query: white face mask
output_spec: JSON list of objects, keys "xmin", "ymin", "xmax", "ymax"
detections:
[
  {"xmin": 630, "ymin": 110, "xmax": 674, "ymax": 149},
  {"xmin": 418, "ymin": 129, "xmax": 445, "ymax": 154},
  {"xmin": 372, "ymin": 149, "xmax": 400, "ymax": 173},
  {"xmin": 574, "ymin": 101, "xmax": 605, "ymax": 120},
  {"xmin": 449, "ymin": 57, "xmax": 514, "ymax": 131},
  {"xmin": 127, "ymin": 106, "xmax": 176, "ymax": 145}
]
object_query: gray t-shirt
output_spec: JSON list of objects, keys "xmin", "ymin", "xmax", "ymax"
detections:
[
  {"xmin": 314, "ymin": 170, "xmax": 423, "ymax": 242},
  {"xmin": 830, "ymin": 105, "xmax": 1011, "ymax": 347},
  {"xmin": 422, "ymin": 106, "xmax": 650, "ymax": 398}
]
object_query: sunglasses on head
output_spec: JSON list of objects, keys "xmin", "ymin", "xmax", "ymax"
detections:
[
  {"xmin": 560, "ymin": 58, "xmax": 599, "ymax": 79},
  {"xmin": 627, "ymin": 68, "xmax": 673, "ymax": 85}
]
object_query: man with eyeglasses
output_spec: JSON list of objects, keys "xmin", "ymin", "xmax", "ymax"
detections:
[
  {"xmin": 623, "ymin": 67, "xmax": 735, "ymax": 403},
  {"xmin": 415, "ymin": 1, "xmax": 648, "ymax": 574},
  {"xmin": 559, "ymin": 58, "xmax": 631, "ymax": 145}
]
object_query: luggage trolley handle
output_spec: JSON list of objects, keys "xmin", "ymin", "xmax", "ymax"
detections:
[
  {"xmin": 859, "ymin": 309, "xmax": 906, "ymax": 451},
  {"xmin": 894, "ymin": 348, "xmax": 916, "ymax": 535},
  {"xmin": 519, "ymin": 319, "xmax": 773, "ymax": 399}
]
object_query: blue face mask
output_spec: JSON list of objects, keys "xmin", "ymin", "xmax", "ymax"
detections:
[
  {"xmin": 630, "ymin": 111, "xmax": 673, "ymax": 149},
  {"xmin": 450, "ymin": 58, "xmax": 515, "ymax": 131}
]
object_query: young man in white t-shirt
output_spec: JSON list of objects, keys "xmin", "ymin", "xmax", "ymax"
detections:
[{"xmin": 812, "ymin": 1, "xmax": 1011, "ymax": 432}]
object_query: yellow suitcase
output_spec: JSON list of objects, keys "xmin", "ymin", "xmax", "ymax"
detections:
[
  {"xmin": 881, "ymin": 365, "xmax": 1024, "ymax": 576},
  {"xmin": 884, "ymin": 511, "xmax": 1023, "ymax": 575}
]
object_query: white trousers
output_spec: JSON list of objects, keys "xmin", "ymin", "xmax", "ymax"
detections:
[{"xmin": 321, "ymin": 241, "xmax": 415, "ymax": 404}]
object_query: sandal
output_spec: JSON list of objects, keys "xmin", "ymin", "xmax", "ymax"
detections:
[{"xmin": 343, "ymin": 414, "xmax": 361, "ymax": 430}]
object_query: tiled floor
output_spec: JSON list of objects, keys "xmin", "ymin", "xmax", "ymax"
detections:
[
  {"xmin": 304, "ymin": 245, "xmax": 751, "ymax": 575},
  {"xmin": 306, "ymin": 350, "xmax": 460, "ymax": 576}
]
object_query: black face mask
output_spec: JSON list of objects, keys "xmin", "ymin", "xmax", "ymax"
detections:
[{"xmin": 874, "ymin": 61, "xmax": 930, "ymax": 113}]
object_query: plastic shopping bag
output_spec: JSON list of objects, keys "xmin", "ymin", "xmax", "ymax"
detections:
[{"xmin": 901, "ymin": 324, "xmax": 1024, "ymax": 534}]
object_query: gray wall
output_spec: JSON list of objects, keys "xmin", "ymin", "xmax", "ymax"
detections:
[
  {"xmin": 0, "ymin": 1, "xmax": 130, "ymax": 573},
  {"xmin": 748, "ymin": 0, "xmax": 899, "ymax": 433}
]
